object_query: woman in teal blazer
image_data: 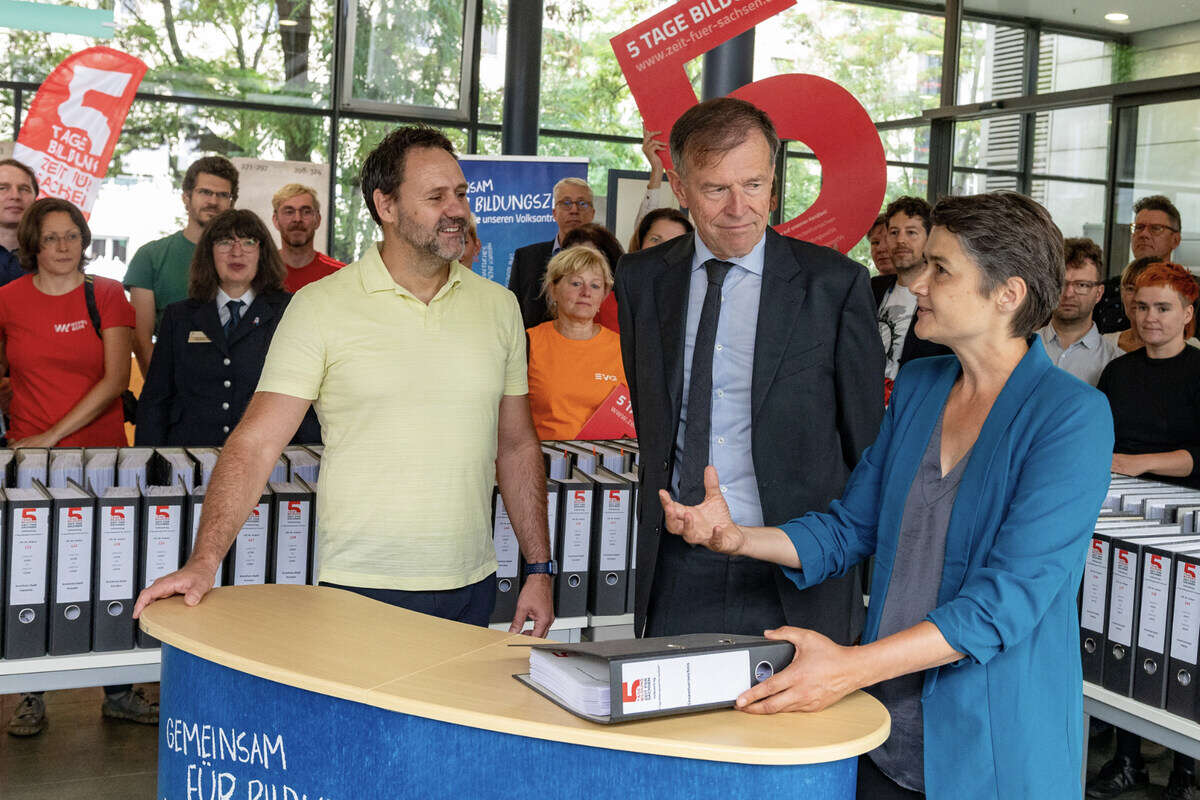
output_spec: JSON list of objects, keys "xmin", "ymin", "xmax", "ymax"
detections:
[{"xmin": 661, "ymin": 193, "xmax": 1113, "ymax": 799}]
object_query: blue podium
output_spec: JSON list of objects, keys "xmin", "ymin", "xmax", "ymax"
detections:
[{"xmin": 141, "ymin": 585, "xmax": 890, "ymax": 800}]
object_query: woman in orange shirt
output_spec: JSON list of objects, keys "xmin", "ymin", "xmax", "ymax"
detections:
[{"xmin": 526, "ymin": 246, "xmax": 627, "ymax": 440}]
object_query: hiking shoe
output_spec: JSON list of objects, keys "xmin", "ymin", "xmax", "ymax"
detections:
[
  {"xmin": 7, "ymin": 693, "xmax": 47, "ymax": 736},
  {"xmin": 101, "ymin": 687, "xmax": 158, "ymax": 724}
]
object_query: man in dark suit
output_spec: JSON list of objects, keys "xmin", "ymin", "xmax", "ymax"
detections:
[
  {"xmin": 872, "ymin": 196, "xmax": 951, "ymax": 402},
  {"xmin": 508, "ymin": 177, "xmax": 595, "ymax": 329},
  {"xmin": 615, "ymin": 97, "xmax": 884, "ymax": 643}
]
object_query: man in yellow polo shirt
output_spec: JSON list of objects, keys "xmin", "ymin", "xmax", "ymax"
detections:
[{"xmin": 133, "ymin": 126, "xmax": 554, "ymax": 635}]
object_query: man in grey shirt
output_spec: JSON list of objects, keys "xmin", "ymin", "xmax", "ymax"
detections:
[{"xmin": 1037, "ymin": 237, "xmax": 1117, "ymax": 386}]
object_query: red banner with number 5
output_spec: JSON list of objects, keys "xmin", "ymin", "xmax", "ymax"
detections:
[
  {"xmin": 14, "ymin": 47, "xmax": 147, "ymax": 218},
  {"xmin": 610, "ymin": 0, "xmax": 886, "ymax": 253}
]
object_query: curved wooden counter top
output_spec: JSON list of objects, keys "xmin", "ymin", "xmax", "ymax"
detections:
[{"xmin": 140, "ymin": 584, "xmax": 889, "ymax": 765}]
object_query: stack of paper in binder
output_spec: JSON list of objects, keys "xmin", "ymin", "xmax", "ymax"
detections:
[{"xmin": 528, "ymin": 647, "xmax": 611, "ymax": 717}]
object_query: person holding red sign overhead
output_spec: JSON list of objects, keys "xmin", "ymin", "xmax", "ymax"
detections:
[
  {"xmin": 0, "ymin": 197, "xmax": 156, "ymax": 737},
  {"xmin": 527, "ymin": 246, "xmax": 627, "ymax": 440},
  {"xmin": 615, "ymin": 97, "xmax": 884, "ymax": 647}
]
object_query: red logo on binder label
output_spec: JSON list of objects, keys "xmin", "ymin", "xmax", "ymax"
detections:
[
  {"xmin": 287, "ymin": 501, "xmax": 302, "ymax": 514},
  {"xmin": 154, "ymin": 506, "xmax": 170, "ymax": 519},
  {"xmin": 574, "ymin": 490, "xmax": 586, "ymax": 503},
  {"xmin": 250, "ymin": 508, "xmax": 260, "ymax": 517},
  {"xmin": 68, "ymin": 507, "xmax": 83, "ymax": 521},
  {"xmin": 609, "ymin": 490, "xmax": 622, "ymax": 502},
  {"xmin": 1187, "ymin": 564, "xmax": 1197, "ymax": 579},
  {"xmin": 622, "ymin": 679, "xmax": 641, "ymax": 703},
  {"xmin": 1091, "ymin": 540, "xmax": 1103, "ymax": 555},
  {"xmin": 1151, "ymin": 554, "xmax": 1163, "ymax": 570},
  {"xmin": 1117, "ymin": 550, "xmax": 1129, "ymax": 565},
  {"xmin": 21, "ymin": 508, "xmax": 37, "ymax": 522},
  {"xmin": 110, "ymin": 506, "xmax": 125, "ymax": 520}
]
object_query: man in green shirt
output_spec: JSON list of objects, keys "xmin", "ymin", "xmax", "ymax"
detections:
[{"xmin": 123, "ymin": 156, "xmax": 239, "ymax": 376}]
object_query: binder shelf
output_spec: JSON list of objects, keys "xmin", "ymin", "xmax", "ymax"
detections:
[
  {"xmin": 141, "ymin": 585, "xmax": 890, "ymax": 799},
  {"xmin": 0, "ymin": 647, "xmax": 160, "ymax": 694}
]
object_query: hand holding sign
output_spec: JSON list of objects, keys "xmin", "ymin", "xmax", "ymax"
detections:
[{"xmin": 610, "ymin": 0, "xmax": 886, "ymax": 253}]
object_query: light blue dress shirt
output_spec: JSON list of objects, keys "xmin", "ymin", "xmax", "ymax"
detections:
[{"xmin": 671, "ymin": 232, "xmax": 766, "ymax": 526}]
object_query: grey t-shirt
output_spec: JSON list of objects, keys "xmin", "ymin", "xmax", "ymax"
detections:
[{"xmin": 867, "ymin": 411, "xmax": 969, "ymax": 792}]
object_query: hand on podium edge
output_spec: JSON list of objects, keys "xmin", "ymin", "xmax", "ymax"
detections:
[
  {"xmin": 735, "ymin": 626, "xmax": 860, "ymax": 715},
  {"xmin": 132, "ymin": 561, "xmax": 219, "ymax": 618},
  {"xmin": 659, "ymin": 465, "xmax": 746, "ymax": 556},
  {"xmin": 510, "ymin": 572, "xmax": 554, "ymax": 638}
]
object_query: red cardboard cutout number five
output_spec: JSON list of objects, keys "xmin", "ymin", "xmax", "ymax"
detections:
[{"xmin": 610, "ymin": 0, "xmax": 886, "ymax": 253}]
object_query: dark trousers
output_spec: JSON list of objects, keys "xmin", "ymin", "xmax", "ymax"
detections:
[
  {"xmin": 321, "ymin": 573, "xmax": 497, "ymax": 627},
  {"xmin": 645, "ymin": 535, "xmax": 786, "ymax": 636},
  {"xmin": 858, "ymin": 755, "xmax": 924, "ymax": 799},
  {"xmin": 1115, "ymin": 728, "xmax": 1194, "ymax": 775}
]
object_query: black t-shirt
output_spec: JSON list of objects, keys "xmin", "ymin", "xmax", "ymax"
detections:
[{"xmin": 1097, "ymin": 345, "xmax": 1200, "ymax": 488}]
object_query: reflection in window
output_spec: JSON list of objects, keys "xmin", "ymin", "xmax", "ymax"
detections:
[
  {"xmin": 1038, "ymin": 33, "xmax": 1115, "ymax": 93},
  {"xmin": 954, "ymin": 115, "xmax": 1021, "ymax": 173},
  {"xmin": 1032, "ymin": 179, "xmax": 1106, "ymax": 242},
  {"xmin": 349, "ymin": 0, "xmax": 468, "ymax": 109},
  {"xmin": 958, "ymin": 20, "xmax": 1025, "ymax": 104},
  {"xmin": 1032, "ymin": 105, "xmax": 1109, "ymax": 181}
]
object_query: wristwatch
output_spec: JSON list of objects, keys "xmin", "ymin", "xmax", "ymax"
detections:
[{"xmin": 523, "ymin": 560, "xmax": 558, "ymax": 576}]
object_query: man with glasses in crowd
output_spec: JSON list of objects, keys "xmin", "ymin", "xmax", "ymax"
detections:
[
  {"xmin": 271, "ymin": 183, "xmax": 344, "ymax": 293},
  {"xmin": 1095, "ymin": 194, "xmax": 1185, "ymax": 333},
  {"xmin": 124, "ymin": 156, "xmax": 239, "ymax": 376},
  {"xmin": 0, "ymin": 158, "xmax": 39, "ymax": 287},
  {"xmin": 508, "ymin": 177, "xmax": 596, "ymax": 329},
  {"xmin": 1037, "ymin": 237, "xmax": 1117, "ymax": 386}
]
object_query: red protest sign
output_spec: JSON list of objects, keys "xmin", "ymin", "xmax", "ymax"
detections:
[
  {"xmin": 577, "ymin": 383, "xmax": 637, "ymax": 440},
  {"xmin": 14, "ymin": 47, "xmax": 147, "ymax": 217},
  {"xmin": 610, "ymin": 0, "xmax": 886, "ymax": 253}
]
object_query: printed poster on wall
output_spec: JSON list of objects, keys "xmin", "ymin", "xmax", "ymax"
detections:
[
  {"xmin": 459, "ymin": 156, "xmax": 588, "ymax": 288},
  {"xmin": 229, "ymin": 158, "xmax": 332, "ymax": 252},
  {"xmin": 14, "ymin": 47, "xmax": 147, "ymax": 218}
]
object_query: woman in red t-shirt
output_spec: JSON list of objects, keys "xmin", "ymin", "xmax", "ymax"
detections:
[{"xmin": 0, "ymin": 197, "xmax": 133, "ymax": 448}]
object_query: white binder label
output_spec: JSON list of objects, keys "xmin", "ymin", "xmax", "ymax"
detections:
[
  {"xmin": 1108, "ymin": 547, "xmax": 1137, "ymax": 648},
  {"xmin": 55, "ymin": 505, "xmax": 94, "ymax": 603},
  {"xmin": 231, "ymin": 502, "xmax": 269, "ymax": 585},
  {"xmin": 492, "ymin": 496, "xmax": 519, "ymax": 579},
  {"xmin": 274, "ymin": 499, "xmax": 310, "ymax": 585},
  {"xmin": 1173, "ymin": 561, "xmax": 1200, "ymax": 666},
  {"xmin": 98, "ymin": 504, "xmax": 135, "ymax": 602},
  {"xmin": 561, "ymin": 488, "xmax": 592, "ymax": 572},
  {"xmin": 546, "ymin": 490, "xmax": 558, "ymax": 561},
  {"xmin": 1080, "ymin": 539, "xmax": 1109, "ymax": 633},
  {"xmin": 620, "ymin": 650, "xmax": 750, "ymax": 713},
  {"xmin": 1138, "ymin": 552, "xmax": 1171, "ymax": 655},
  {"xmin": 598, "ymin": 488, "xmax": 630, "ymax": 570},
  {"xmin": 144, "ymin": 503, "xmax": 182, "ymax": 588},
  {"xmin": 9, "ymin": 505, "xmax": 49, "ymax": 604}
]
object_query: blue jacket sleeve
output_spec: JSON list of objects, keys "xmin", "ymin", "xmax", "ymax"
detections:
[{"xmin": 926, "ymin": 387, "xmax": 1113, "ymax": 665}]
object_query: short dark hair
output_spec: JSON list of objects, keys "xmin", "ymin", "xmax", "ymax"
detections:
[
  {"xmin": 931, "ymin": 192, "xmax": 1063, "ymax": 339},
  {"xmin": 869, "ymin": 214, "xmax": 888, "ymax": 234},
  {"xmin": 884, "ymin": 196, "xmax": 932, "ymax": 234},
  {"xmin": 1134, "ymin": 195, "xmax": 1181, "ymax": 231},
  {"xmin": 1063, "ymin": 237, "xmax": 1104, "ymax": 281},
  {"xmin": 188, "ymin": 209, "xmax": 285, "ymax": 301},
  {"xmin": 1120, "ymin": 256, "xmax": 1160, "ymax": 289},
  {"xmin": 183, "ymin": 156, "xmax": 239, "ymax": 201},
  {"xmin": 361, "ymin": 126, "xmax": 458, "ymax": 226},
  {"xmin": 16, "ymin": 197, "xmax": 90, "ymax": 272},
  {"xmin": 669, "ymin": 97, "xmax": 780, "ymax": 177},
  {"xmin": 629, "ymin": 207, "xmax": 693, "ymax": 252},
  {"xmin": 562, "ymin": 223, "xmax": 625, "ymax": 274},
  {"xmin": 0, "ymin": 158, "xmax": 38, "ymax": 196}
]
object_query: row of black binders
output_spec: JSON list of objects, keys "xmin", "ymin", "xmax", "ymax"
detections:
[
  {"xmin": 1080, "ymin": 476, "xmax": 1200, "ymax": 722},
  {"xmin": 490, "ymin": 440, "xmax": 641, "ymax": 625},
  {"xmin": 0, "ymin": 444, "xmax": 322, "ymax": 660}
]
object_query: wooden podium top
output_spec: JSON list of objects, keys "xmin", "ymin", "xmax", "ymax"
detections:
[{"xmin": 140, "ymin": 584, "xmax": 890, "ymax": 765}]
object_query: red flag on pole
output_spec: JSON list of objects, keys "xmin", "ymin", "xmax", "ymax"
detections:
[{"xmin": 14, "ymin": 47, "xmax": 147, "ymax": 218}]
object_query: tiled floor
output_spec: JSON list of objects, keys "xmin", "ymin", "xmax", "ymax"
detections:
[{"xmin": 0, "ymin": 686, "xmax": 1189, "ymax": 799}]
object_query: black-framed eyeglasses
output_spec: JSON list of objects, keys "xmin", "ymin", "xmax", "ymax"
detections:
[
  {"xmin": 556, "ymin": 199, "xmax": 593, "ymax": 211},
  {"xmin": 193, "ymin": 187, "xmax": 234, "ymax": 202},
  {"xmin": 1063, "ymin": 280, "xmax": 1100, "ymax": 294},
  {"xmin": 1130, "ymin": 222, "xmax": 1179, "ymax": 235}
]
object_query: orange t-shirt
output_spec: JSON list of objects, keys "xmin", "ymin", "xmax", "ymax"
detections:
[{"xmin": 527, "ymin": 321, "xmax": 626, "ymax": 440}]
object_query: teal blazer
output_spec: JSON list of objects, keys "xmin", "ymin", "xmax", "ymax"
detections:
[{"xmin": 781, "ymin": 338, "xmax": 1113, "ymax": 799}]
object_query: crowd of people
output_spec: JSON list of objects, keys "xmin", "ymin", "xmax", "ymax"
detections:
[{"xmin": 1, "ymin": 93, "xmax": 1196, "ymax": 798}]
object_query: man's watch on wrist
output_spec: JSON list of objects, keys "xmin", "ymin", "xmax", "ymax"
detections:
[{"xmin": 523, "ymin": 560, "xmax": 557, "ymax": 576}]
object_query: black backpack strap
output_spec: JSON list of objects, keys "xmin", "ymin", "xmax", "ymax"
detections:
[{"xmin": 82, "ymin": 274, "xmax": 102, "ymax": 340}]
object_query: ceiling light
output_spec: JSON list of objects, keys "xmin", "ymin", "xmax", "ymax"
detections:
[
  {"xmin": 279, "ymin": 18, "xmax": 299, "ymax": 27},
  {"xmin": 1104, "ymin": 12, "xmax": 1130, "ymax": 23}
]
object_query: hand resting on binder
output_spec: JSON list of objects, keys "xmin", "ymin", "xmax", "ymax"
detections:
[{"xmin": 660, "ymin": 465, "xmax": 963, "ymax": 715}]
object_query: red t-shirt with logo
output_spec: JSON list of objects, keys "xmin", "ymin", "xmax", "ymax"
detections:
[
  {"xmin": 0, "ymin": 274, "xmax": 135, "ymax": 446},
  {"xmin": 283, "ymin": 251, "xmax": 345, "ymax": 293}
]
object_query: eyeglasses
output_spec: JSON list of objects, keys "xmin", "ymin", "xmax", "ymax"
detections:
[
  {"xmin": 556, "ymin": 199, "xmax": 593, "ymax": 211},
  {"xmin": 1130, "ymin": 223, "xmax": 1179, "ymax": 235},
  {"xmin": 193, "ymin": 187, "xmax": 234, "ymax": 202},
  {"xmin": 277, "ymin": 206, "xmax": 316, "ymax": 218},
  {"xmin": 40, "ymin": 231, "xmax": 81, "ymax": 248},
  {"xmin": 213, "ymin": 237, "xmax": 260, "ymax": 251},
  {"xmin": 1063, "ymin": 280, "xmax": 1101, "ymax": 294}
]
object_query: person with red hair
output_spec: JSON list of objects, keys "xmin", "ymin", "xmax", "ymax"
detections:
[{"xmin": 1094, "ymin": 261, "xmax": 1200, "ymax": 800}]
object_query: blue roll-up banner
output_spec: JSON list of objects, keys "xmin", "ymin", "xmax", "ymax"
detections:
[{"xmin": 460, "ymin": 156, "xmax": 589, "ymax": 287}]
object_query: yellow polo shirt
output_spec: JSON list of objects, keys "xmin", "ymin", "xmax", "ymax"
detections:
[{"xmin": 257, "ymin": 244, "xmax": 528, "ymax": 590}]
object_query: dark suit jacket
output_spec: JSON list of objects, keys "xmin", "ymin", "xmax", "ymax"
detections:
[
  {"xmin": 135, "ymin": 291, "xmax": 321, "ymax": 447},
  {"xmin": 870, "ymin": 273, "xmax": 953, "ymax": 367},
  {"xmin": 615, "ymin": 229, "xmax": 884, "ymax": 643},
  {"xmin": 508, "ymin": 240, "xmax": 555, "ymax": 330}
]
